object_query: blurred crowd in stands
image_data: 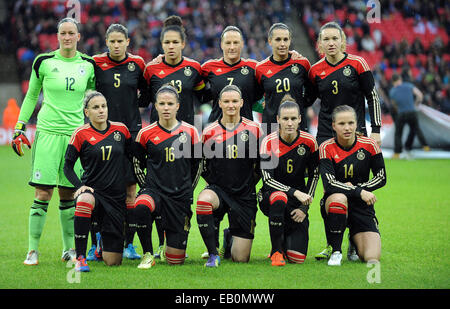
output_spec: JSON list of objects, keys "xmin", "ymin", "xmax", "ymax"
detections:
[
  {"xmin": 8, "ymin": 0, "xmax": 289, "ymax": 97},
  {"xmin": 5, "ymin": 0, "xmax": 450, "ymax": 117},
  {"xmin": 296, "ymin": 0, "xmax": 450, "ymax": 114}
]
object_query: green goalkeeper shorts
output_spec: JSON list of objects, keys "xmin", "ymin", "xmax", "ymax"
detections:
[{"xmin": 29, "ymin": 130, "xmax": 82, "ymax": 188}]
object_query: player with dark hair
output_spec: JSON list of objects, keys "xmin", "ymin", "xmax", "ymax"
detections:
[
  {"xmin": 201, "ymin": 26, "xmax": 264, "ymax": 123},
  {"xmin": 12, "ymin": 17, "xmax": 96, "ymax": 266},
  {"xmin": 64, "ymin": 91, "xmax": 136, "ymax": 271},
  {"xmin": 196, "ymin": 85, "xmax": 263, "ymax": 267},
  {"xmin": 258, "ymin": 96, "xmax": 319, "ymax": 266},
  {"xmin": 319, "ymin": 105, "xmax": 386, "ymax": 266},
  {"xmin": 309, "ymin": 21, "xmax": 383, "ymax": 261},
  {"xmin": 93, "ymin": 23, "xmax": 149, "ymax": 261},
  {"xmin": 143, "ymin": 15, "xmax": 206, "ymax": 257},
  {"xmin": 143, "ymin": 15, "xmax": 206, "ymax": 126},
  {"xmin": 255, "ymin": 23, "xmax": 314, "ymax": 134},
  {"xmin": 133, "ymin": 84, "xmax": 201, "ymax": 269}
]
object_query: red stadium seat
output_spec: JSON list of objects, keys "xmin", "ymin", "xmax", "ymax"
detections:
[
  {"xmin": 410, "ymin": 67, "xmax": 421, "ymax": 80},
  {"xmin": 407, "ymin": 54, "xmax": 418, "ymax": 67}
]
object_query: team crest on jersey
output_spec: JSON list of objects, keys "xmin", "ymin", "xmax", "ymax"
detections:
[
  {"xmin": 178, "ymin": 132, "xmax": 187, "ymax": 143},
  {"xmin": 184, "ymin": 66, "xmax": 192, "ymax": 76},
  {"xmin": 291, "ymin": 64, "xmax": 299, "ymax": 74},
  {"xmin": 343, "ymin": 66, "xmax": 352, "ymax": 77},
  {"xmin": 357, "ymin": 150, "xmax": 365, "ymax": 160},
  {"xmin": 79, "ymin": 65, "xmax": 86, "ymax": 76},
  {"xmin": 240, "ymin": 131, "xmax": 249, "ymax": 142},
  {"xmin": 114, "ymin": 131, "xmax": 122, "ymax": 142},
  {"xmin": 241, "ymin": 66, "xmax": 249, "ymax": 75},
  {"xmin": 128, "ymin": 62, "xmax": 136, "ymax": 72},
  {"xmin": 34, "ymin": 169, "xmax": 41, "ymax": 180},
  {"xmin": 297, "ymin": 145, "xmax": 306, "ymax": 156}
]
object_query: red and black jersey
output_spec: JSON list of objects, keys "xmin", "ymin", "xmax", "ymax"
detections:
[
  {"xmin": 65, "ymin": 121, "xmax": 133, "ymax": 197},
  {"xmin": 93, "ymin": 53, "xmax": 148, "ymax": 134},
  {"xmin": 309, "ymin": 53, "xmax": 382, "ymax": 142},
  {"xmin": 260, "ymin": 130, "xmax": 319, "ymax": 198},
  {"xmin": 201, "ymin": 117, "xmax": 263, "ymax": 196},
  {"xmin": 319, "ymin": 136, "xmax": 386, "ymax": 198},
  {"xmin": 136, "ymin": 121, "xmax": 201, "ymax": 199},
  {"xmin": 255, "ymin": 54, "xmax": 313, "ymax": 132},
  {"xmin": 201, "ymin": 58, "xmax": 263, "ymax": 122},
  {"xmin": 143, "ymin": 56, "xmax": 205, "ymax": 125}
]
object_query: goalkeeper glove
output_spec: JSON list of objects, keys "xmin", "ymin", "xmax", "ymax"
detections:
[{"xmin": 11, "ymin": 121, "xmax": 31, "ymax": 156}]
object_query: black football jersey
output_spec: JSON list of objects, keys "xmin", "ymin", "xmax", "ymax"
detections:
[
  {"xmin": 143, "ymin": 56, "xmax": 205, "ymax": 125},
  {"xmin": 136, "ymin": 121, "xmax": 201, "ymax": 199},
  {"xmin": 93, "ymin": 53, "xmax": 148, "ymax": 134},
  {"xmin": 309, "ymin": 53, "xmax": 382, "ymax": 141},
  {"xmin": 260, "ymin": 130, "xmax": 319, "ymax": 198},
  {"xmin": 201, "ymin": 117, "xmax": 263, "ymax": 196},
  {"xmin": 201, "ymin": 58, "xmax": 263, "ymax": 122},
  {"xmin": 255, "ymin": 54, "xmax": 313, "ymax": 132},
  {"xmin": 65, "ymin": 121, "xmax": 132, "ymax": 197},
  {"xmin": 319, "ymin": 136, "xmax": 386, "ymax": 198}
]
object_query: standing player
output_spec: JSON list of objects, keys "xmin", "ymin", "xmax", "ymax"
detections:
[
  {"xmin": 201, "ymin": 26, "xmax": 263, "ymax": 123},
  {"xmin": 199, "ymin": 25, "xmax": 263, "ymax": 259},
  {"xmin": 133, "ymin": 84, "xmax": 201, "ymax": 269},
  {"xmin": 93, "ymin": 23, "xmax": 148, "ymax": 260},
  {"xmin": 259, "ymin": 97, "xmax": 319, "ymax": 266},
  {"xmin": 309, "ymin": 21, "xmax": 382, "ymax": 146},
  {"xmin": 255, "ymin": 23, "xmax": 314, "ymax": 134},
  {"xmin": 319, "ymin": 105, "xmax": 386, "ymax": 266},
  {"xmin": 144, "ymin": 15, "xmax": 206, "ymax": 125},
  {"xmin": 64, "ymin": 91, "xmax": 135, "ymax": 271},
  {"xmin": 196, "ymin": 85, "xmax": 263, "ymax": 267},
  {"xmin": 309, "ymin": 21, "xmax": 383, "ymax": 260},
  {"xmin": 143, "ymin": 15, "xmax": 205, "ymax": 256},
  {"xmin": 12, "ymin": 18, "xmax": 96, "ymax": 266}
]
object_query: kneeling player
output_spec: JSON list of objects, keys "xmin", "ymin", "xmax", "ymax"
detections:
[
  {"xmin": 133, "ymin": 84, "xmax": 201, "ymax": 269},
  {"xmin": 196, "ymin": 85, "xmax": 263, "ymax": 267},
  {"xmin": 319, "ymin": 105, "xmax": 386, "ymax": 266},
  {"xmin": 258, "ymin": 98, "xmax": 319, "ymax": 266},
  {"xmin": 64, "ymin": 91, "xmax": 136, "ymax": 271}
]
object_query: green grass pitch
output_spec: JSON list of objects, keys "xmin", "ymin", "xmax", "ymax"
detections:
[{"xmin": 0, "ymin": 145, "xmax": 449, "ymax": 289}]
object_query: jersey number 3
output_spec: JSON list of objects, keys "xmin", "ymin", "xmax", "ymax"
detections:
[{"xmin": 331, "ymin": 80, "xmax": 338, "ymax": 95}]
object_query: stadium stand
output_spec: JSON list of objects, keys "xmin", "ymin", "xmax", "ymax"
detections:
[
  {"xmin": 4, "ymin": 0, "xmax": 449, "ymax": 121},
  {"xmin": 294, "ymin": 0, "xmax": 449, "ymax": 115},
  {"xmin": 8, "ymin": 0, "xmax": 289, "ymax": 95}
]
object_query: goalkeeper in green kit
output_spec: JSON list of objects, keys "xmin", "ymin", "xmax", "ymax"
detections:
[{"xmin": 11, "ymin": 18, "xmax": 96, "ymax": 265}]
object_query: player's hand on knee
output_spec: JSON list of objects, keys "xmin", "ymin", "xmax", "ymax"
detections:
[
  {"xmin": 361, "ymin": 189, "xmax": 377, "ymax": 206},
  {"xmin": 75, "ymin": 186, "xmax": 94, "ymax": 198},
  {"xmin": 290, "ymin": 208, "xmax": 306, "ymax": 223},
  {"xmin": 11, "ymin": 121, "xmax": 31, "ymax": 156}
]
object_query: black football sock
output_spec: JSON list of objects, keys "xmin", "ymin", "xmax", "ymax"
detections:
[{"xmin": 197, "ymin": 201, "xmax": 218, "ymax": 255}]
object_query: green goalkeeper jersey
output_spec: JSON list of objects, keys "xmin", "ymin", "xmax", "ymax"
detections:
[{"xmin": 18, "ymin": 49, "xmax": 96, "ymax": 135}]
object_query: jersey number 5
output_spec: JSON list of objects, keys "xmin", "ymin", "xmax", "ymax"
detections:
[{"xmin": 114, "ymin": 73, "xmax": 121, "ymax": 88}]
